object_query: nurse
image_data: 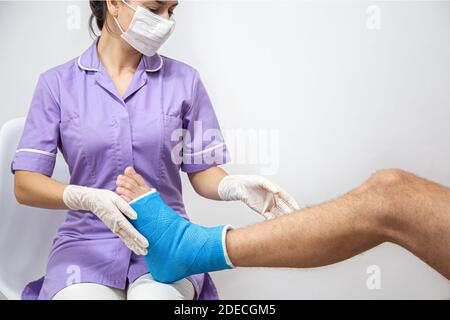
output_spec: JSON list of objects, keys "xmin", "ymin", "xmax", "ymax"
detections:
[{"xmin": 11, "ymin": 1, "xmax": 298, "ymax": 300}]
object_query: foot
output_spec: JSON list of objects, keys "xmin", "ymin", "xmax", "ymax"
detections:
[
  {"xmin": 115, "ymin": 166, "xmax": 234, "ymax": 283},
  {"xmin": 115, "ymin": 166, "xmax": 153, "ymax": 203}
]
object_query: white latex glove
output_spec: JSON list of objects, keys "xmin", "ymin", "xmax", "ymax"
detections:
[
  {"xmin": 62, "ymin": 184, "xmax": 149, "ymax": 255},
  {"xmin": 218, "ymin": 175, "xmax": 300, "ymax": 219}
]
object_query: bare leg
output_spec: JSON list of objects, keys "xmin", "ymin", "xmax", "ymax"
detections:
[{"xmin": 226, "ymin": 169, "xmax": 450, "ymax": 279}]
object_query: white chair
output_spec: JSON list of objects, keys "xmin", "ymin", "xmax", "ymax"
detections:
[{"xmin": 0, "ymin": 118, "xmax": 68, "ymax": 300}]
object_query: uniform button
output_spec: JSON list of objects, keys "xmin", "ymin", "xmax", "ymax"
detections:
[{"xmin": 111, "ymin": 120, "xmax": 117, "ymax": 126}]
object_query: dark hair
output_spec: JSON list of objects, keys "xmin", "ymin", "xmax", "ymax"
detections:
[{"xmin": 89, "ymin": 1, "xmax": 112, "ymax": 37}]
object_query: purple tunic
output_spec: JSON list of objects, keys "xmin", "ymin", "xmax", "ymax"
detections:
[{"xmin": 10, "ymin": 37, "xmax": 230, "ymax": 300}]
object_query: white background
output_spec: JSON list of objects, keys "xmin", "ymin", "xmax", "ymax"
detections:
[{"xmin": 0, "ymin": 0, "xmax": 449, "ymax": 299}]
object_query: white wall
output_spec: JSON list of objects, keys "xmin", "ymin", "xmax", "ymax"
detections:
[{"xmin": 0, "ymin": 0, "xmax": 449, "ymax": 299}]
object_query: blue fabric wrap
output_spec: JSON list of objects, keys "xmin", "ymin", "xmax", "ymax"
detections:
[{"xmin": 128, "ymin": 191, "xmax": 232, "ymax": 283}]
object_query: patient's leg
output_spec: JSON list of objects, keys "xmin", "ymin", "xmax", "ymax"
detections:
[
  {"xmin": 226, "ymin": 169, "xmax": 450, "ymax": 279},
  {"xmin": 116, "ymin": 167, "xmax": 450, "ymax": 280}
]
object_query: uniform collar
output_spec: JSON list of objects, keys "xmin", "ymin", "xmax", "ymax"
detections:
[{"xmin": 77, "ymin": 36, "xmax": 164, "ymax": 73}]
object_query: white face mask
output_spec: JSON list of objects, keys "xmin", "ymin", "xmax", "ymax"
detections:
[{"xmin": 114, "ymin": 0, "xmax": 175, "ymax": 57}]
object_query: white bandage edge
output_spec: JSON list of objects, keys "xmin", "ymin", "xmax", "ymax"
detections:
[
  {"xmin": 128, "ymin": 189, "xmax": 157, "ymax": 205},
  {"xmin": 222, "ymin": 224, "xmax": 235, "ymax": 268}
]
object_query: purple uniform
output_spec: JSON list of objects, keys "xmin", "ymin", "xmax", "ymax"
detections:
[{"xmin": 10, "ymin": 37, "xmax": 230, "ymax": 300}]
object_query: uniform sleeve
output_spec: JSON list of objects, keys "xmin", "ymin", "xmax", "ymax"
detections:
[
  {"xmin": 180, "ymin": 71, "xmax": 231, "ymax": 173},
  {"xmin": 10, "ymin": 74, "xmax": 60, "ymax": 177}
]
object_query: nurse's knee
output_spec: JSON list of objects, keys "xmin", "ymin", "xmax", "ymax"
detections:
[
  {"xmin": 52, "ymin": 283, "xmax": 125, "ymax": 300},
  {"xmin": 127, "ymin": 273, "xmax": 195, "ymax": 300}
]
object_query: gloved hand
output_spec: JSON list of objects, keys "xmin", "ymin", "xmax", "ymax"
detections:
[
  {"xmin": 218, "ymin": 175, "xmax": 300, "ymax": 219},
  {"xmin": 62, "ymin": 184, "xmax": 149, "ymax": 256}
]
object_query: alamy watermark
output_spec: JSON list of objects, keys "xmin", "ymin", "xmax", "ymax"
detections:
[
  {"xmin": 366, "ymin": 264, "xmax": 382, "ymax": 290},
  {"xmin": 170, "ymin": 121, "xmax": 280, "ymax": 175},
  {"xmin": 366, "ymin": 5, "xmax": 382, "ymax": 30},
  {"xmin": 66, "ymin": 264, "xmax": 81, "ymax": 286}
]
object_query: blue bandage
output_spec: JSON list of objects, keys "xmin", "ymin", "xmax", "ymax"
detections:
[{"xmin": 128, "ymin": 190, "xmax": 234, "ymax": 283}]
